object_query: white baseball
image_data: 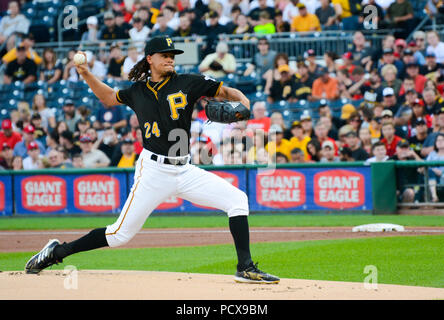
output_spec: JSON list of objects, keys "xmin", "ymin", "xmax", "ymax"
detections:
[{"xmin": 73, "ymin": 53, "xmax": 86, "ymax": 65}]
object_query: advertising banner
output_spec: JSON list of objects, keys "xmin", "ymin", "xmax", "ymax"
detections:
[
  {"xmin": 0, "ymin": 175, "xmax": 13, "ymax": 216},
  {"xmin": 249, "ymin": 167, "xmax": 372, "ymax": 211},
  {"xmin": 14, "ymin": 173, "xmax": 127, "ymax": 214}
]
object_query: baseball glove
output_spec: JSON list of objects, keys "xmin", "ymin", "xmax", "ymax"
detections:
[{"xmin": 204, "ymin": 99, "xmax": 251, "ymax": 123}]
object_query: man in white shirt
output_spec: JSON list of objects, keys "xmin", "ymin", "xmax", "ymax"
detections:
[
  {"xmin": 79, "ymin": 135, "xmax": 110, "ymax": 168},
  {"xmin": 122, "ymin": 46, "xmax": 144, "ymax": 80},
  {"xmin": 426, "ymin": 31, "xmax": 444, "ymax": 64},
  {"xmin": 0, "ymin": 1, "xmax": 30, "ymax": 45},
  {"xmin": 84, "ymin": 51, "xmax": 106, "ymax": 80},
  {"xmin": 23, "ymin": 141, "xmax": 43, "ymax": 170},
  {"xmin": 129, "ymin": 17, "xmax": 150, "ymax": 50},
  {"xmin": 365, "ymin": 141, "xmax": 389, "ymax": 164}
]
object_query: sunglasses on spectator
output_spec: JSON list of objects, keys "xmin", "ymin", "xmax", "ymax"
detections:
[{"xmin": 415, "ymin": 38, "xmax": 425, "ymax": 41}]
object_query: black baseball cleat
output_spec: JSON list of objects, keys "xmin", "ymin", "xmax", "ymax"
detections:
[
  {"xmin": 234, "ymin": 262, "xmax": 280, "ymax": 284},
  {"xmin": 25, "ymin": 239, "xmax": 62, "ymax": 274}
]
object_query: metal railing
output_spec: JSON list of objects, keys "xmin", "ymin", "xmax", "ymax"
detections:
[{"xmin": 395, "ymin": 160, "xmax": 444, "ymax": 208}]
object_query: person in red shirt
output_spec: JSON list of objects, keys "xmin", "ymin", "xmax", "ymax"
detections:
[
  {"xmin": 404, "ymin": 62, "xmax": 427, "ymax": 94},
  {"xmin": 246, "ymin": 101, "xmax": 271, "ymax": 133},
  {"xmin": 0, "ymin": 119, "xmax": 22, "ymax": 151},
  {"xmin": 380, "ymin": 121, "xmax": 403, "ymax": 157}
]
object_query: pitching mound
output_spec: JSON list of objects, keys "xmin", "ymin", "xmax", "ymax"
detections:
[{"xmin": 1, "ymin": 270, "xmax": 443, "ymax": 300}]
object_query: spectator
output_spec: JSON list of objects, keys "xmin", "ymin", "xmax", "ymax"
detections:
[
  {"xmin": 344, "ymin": 130, "xmax": 369, "ymax": 160},
  {"xmin": 2, "ymin": 33, "xmax": 41, "ymax": 66},
  {"xmin": 161, "ymin": 6, "xmax": 180, "ymax": 31},
  {"xmin": 291, "ymin": 3, "xmax": 321, "ymax": 32},
  {"xmin": 320, "ymin": 140, "xmax": 340, "ymax": 162},
  {"xmin": 347, "ymin": 66, "xmax": 367, "ymax": 100},
  {"xmin": 58, "ymin": 99, "xmax": 81, "ymax": 133},
  {"xmin": 11, "ymin": 155, "xmax": 23, "ymax": 170},
  {"xmin": 422, "ymin": 87, "xmax": 444, "ymax": 115},
  {"xmin": 407, "ymin": 40, "xmax": 426, "ymax": 66},
  {"xmin": 288, "ymin": 120, "xmax": 311, "ymax": 160},
  {"xmin": 253, "ymin": 11, "xmax": 276, "ymax": 34},
  {"xmin": 98, "ymin": 127, "xmax": 120, "ymax": 159},
  {"xmin": 307, "ymin": 139, "xmax": 322, "ymax": 162},
  {"xmin": 45, "ymin": 131, "xmax": 59, "ymax": 156},
  {"xmin": 112, "ymin": 138, "xmax": 139, "ymax": 167},
  {"xmin": 405, "ymin": 63, "xmax": 427, "ymax": 94},
  {"xmin": 13, "ymin": 124, "xmax": 45, "ymax": 158},
  {"xmin": 272, "ymin": 151, "xmax": 289, "ymax": 163},
  {"xmin": 248, "ymin": 0, "xmax": 275, "ymax": 27},
  {"xmin": 83, "ymin": 51, "xmax": 106, "ymax": 81},
  {"xmin": 382, "ymin": 87, "xmax": 401, "ymax": 115},
  {"xmin": 359, "ymin": 126, "xmax": 373, "ymax": 154},
  {"xmin": 422, "ymin": 107, "xmax": 444, "ymax": 157},
  {"xmin": 173, "ymin": 13, "xmax": 195, "ymax": 37},
  {"xmin": 32, "ymin": 94, "xmax": 56, "ymax": 132},
  {"xmin": 38, "ymin": 48, "xmax": 62, "ymax": 84},
  {"xmin": 267, "ymin": 64, "xmax": 297, "ymax": 103},
  {"xmin": 361, "ymin": 70, "xmax": 383, "ymax": 108},
  {"xmin": 274, "ymin": 8, "xmax": 291, "ymax": 33},
  {"xmin": 246, "ymin": 101, "xmax": 271, "ymax": 133},
  {"xmin": 59, "ymin": 130, "xmax": 81, "ymax": 158},
  {"xmin": 313, "ymin": 121, "xmax": 338, "ymax": 154},
  {"xmin": 300, "ymin": 111, "xmax": 315, "ymax": 138},
  {"xmin": 0, "ymin": 1, "xmax": 30, "ymax": 46},
  {"xmin": 0, "ymin": 143, "xmax": 14, "ymax": 169},
  {"xmin": 98, "ymin": 11, "xmax": 126, "ymax": 40},
  {"xmin": 380, "ymin": 121, "xmax": 403, "ymax": 157},
  {"xmin": 385, "ymin": 0, "xmax": 414, "ymax": 38},
  {"xmin": 316, "ymin": 0, "xmax": 337, "ymax": 30},
  {"xmin": 3, "ymin": 45, "xmax": 37, "ymax": 84},
  {"xmin": 263, "ymin": 53, "xmax": 294, "ymax": 95},
  {"xmin": 289, "ymin": 147, "xmax": 306, "ymax": 163},
  {"xmin": 63, "ymin": 49, "xmax": 80, "ymax": 82},
  {"xmin": 80, "ymin": 16, "xmax": 99, "ymax": 45},
  {"xmin": 420, "ymin": 52, "xmax": 443, "ymax": 79},
  {"xmin": 413, "ymin": 30, "xmax": 427, "ymax": 55},
  {"xmin": 319, "ymin": 101, "xmax": 344, "ymax": 133},
  {"xmin": 150, "ymin": 13, "xmax": 175, "ymax": 37},
  {"xmin": 122, "ymin": 46, "xmax": 144, "ymax": 80},
  {"xmin": 231, "ymin": 13, "xmax": 254, "ymax": 35},
  {"xmin": 305, "ymin": 48, "xmax": 322, "ymax": 77},
  {"xmin": 426, "ymin": 133, "xmax": 444, "ymax": 202},
  {"xmin": 96, "ymin": 103, "xmax": 128, "ymax": 132},
  {"xmin": 107, "ymin": 44, "xmax": 126, "ymax": 80},
  {"xmin": 390, "ymin": 139, "xmax": 423, "ymax": 203},
  {"xmin": 244, "ymin": 37, "xmax": 277, "ymax": 79},
  {"xmin": 265, "ymin": 124, "xmax": 292, "ymax": 161},
  {"xmin": 30, "ymin": 113, "xmax": 47, "ymax": 147},
  {"xmin": 0, "ymin": 119, "xmax": 22, "ymax": 151},
  {"xmin": 47, "ymin": 149, "xmax": 73, "ymax": 169},
  {"xmin": 379, "ymin": 48, "xmax": 404, "ymax": 80},
  {"xmin": 365, "ymin": 141, "xmax": 389, "ymax": 164},
  {"xmin": 410, "ymin": 99, "xmax": 433, "ymax": 130},
  {"xmin": 409, "ymin": 117, "xmax": 429, "ymax": 157},
  {"xmin": 339, "ymin": 146, "xmax": 354, "ymax": 161},
  {"xmin": 426, "ymin": 31, "xmax": 444, "ymax": 64},
  {"xmin": 293, "ymin": 59, "xmax": 314, "ymax": 101},
  {"xmin": 72, "ymin": 153, "xmax": 84, "ymax": 168},
  {"xmin": 201, "ymin": 11, "xmax": 227, "ymax": 57},
  {"xmin": 22, "ymin": 141, "xmax": 43, "ymax": 170},
  {"xmin": 129, "ymin": 16, "xmax": 151, "ymax": 49},
  {"xmin": 199, "ymin": 42, "xmax": 236, "ymax": 79},
  {"xmin": 79, "ymin": 135, "xmax": 110, "ymax": 168},
  {"xmin": 312, "ymin": 67, "xmax": 339, "ymax": 100},
  {"xmin": 332, "ymin": 0, "xmax": 360, "ymax": 31}
]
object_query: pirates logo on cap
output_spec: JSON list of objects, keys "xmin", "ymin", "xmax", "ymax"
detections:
[{"xmin": 166, "ymin": 38, "xmax": 172, "ymax": 47}]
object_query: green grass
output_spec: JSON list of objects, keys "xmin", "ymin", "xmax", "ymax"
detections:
[
  {"xmin": 2, "ymin": 235, "xmax": 444, "ymax": 288},
  {"xmin": 1, "ymin": 214, "xmax": 444, "ymax": 230}
]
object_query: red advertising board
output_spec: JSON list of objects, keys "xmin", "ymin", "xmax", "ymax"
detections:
[
  {"xmin": 74, "ymin": 175, "xmax": 120, "ymax": 212},
  {"xmin": 256, "ymin": 169, "xmax": 306, "ymax": 208},
  {"xmin": 21, "ymin": 176, "xmax": 67, "ymax": 212},
  {"xmin": 314, "ymin": 169, "xmax": 365, "ymax": 209}
]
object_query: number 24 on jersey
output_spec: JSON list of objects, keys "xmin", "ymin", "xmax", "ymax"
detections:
[{"xmin": 144, "ymin": 121, "xmax": 160, "ymax": 139}]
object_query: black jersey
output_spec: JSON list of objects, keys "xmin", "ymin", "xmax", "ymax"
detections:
[{"xmin": 116, "ymin": 73, "xmax": 222, "ymax": 156}]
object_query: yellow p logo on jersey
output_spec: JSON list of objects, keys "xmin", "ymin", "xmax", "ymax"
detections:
[{"xmin": 166, "ymin": 38, "xmax": 172, "ymax": 47}]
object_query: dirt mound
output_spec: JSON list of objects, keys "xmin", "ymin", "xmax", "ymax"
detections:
[{"xmin": 1, "ymin": 270, "xmax": 443, "ymax": 300}]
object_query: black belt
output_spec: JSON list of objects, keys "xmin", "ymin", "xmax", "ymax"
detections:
[{"xmin": 150, "ymin": 154, "xmax": 189, "ymax": 166}]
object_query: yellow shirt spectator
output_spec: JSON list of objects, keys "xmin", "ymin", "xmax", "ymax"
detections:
[
  {"xmin": 291, "ymin": 3, "xmax": 321, "ymax": 32},
  {"xmin": 289, "ymin": 135, "xmax": 311, "ymax": 160},
  {"xmin": 2, "ymin": 47, "xmax": 42, "ymax": 65},
  {"xmin": 332, "ymin": 0, "xmax": 352, "ymax": 19},
  {"xmin": 265, "ymin": 139, "xmax": 292, "ymax": 161}
]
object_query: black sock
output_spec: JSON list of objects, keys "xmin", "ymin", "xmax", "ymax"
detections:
[
  {"xmin": 53, "ymin": 228, "xmax": 108, "ymax": 261},
  {"xmin": 229, "ymin": 215, "xmax": 253, "ymax": 271}
]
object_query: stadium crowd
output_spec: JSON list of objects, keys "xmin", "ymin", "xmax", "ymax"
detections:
[{"xmin": 1, "ymin": 0, "xmax": 444, "ymax": 201}]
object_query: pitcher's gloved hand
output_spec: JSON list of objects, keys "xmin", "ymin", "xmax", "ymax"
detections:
[{"xmin": 204, "ymin": 99, "xmax": 251, "ymax": 123}]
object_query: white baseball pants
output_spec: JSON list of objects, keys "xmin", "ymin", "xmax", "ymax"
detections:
[{"xmin": 105, "ymin": 149, "xmax": 249, "ymax": 247}]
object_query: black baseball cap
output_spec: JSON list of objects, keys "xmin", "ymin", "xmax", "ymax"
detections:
[
  {"xmin": 436, "ymin": 107, "xmax": 444, "ymax": 115},
  {"xmin": 414, "ymin": 117, "xmax": 426, "ymax": 127},
  {"xmin": 397, "ymin": 139, "xmax": 410, "ymax": 148},
  {"xmin": 144, "ymin": 36, "xmax": 184, "ymax": 56}
]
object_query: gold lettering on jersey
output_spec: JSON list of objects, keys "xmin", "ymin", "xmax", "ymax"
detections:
[{"xmin": 167, "ymin": 91, "xmax": 188, "ymax": 120}]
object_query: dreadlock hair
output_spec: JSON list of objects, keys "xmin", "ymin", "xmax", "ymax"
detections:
[{"xmin": 128, "ymin": 57, "xmax": 150, "ymax": 82}]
